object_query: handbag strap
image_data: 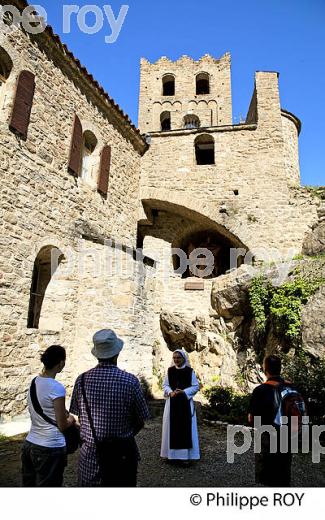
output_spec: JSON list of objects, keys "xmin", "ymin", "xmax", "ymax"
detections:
[
  {"xmin": 30, "ymin": 377, "xmax": 58, "ymax": 427},
  {"xmin": 81, "ymin": 373, "xmax": 99, "ymax": 446}
]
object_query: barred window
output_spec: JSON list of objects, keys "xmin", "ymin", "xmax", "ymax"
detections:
[{"xmin": 184, "ymin": 114, "xmax": 200, "ymax": 129}]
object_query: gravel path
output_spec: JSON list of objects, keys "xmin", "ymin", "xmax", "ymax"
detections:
[{"xmin": 1, "ymin": 412, "xmax": 324, "ymax": 487}]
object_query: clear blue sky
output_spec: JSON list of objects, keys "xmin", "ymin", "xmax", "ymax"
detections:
[{"xmin": 38, "ymin": 0, "xmax": 324, "ymax": 186}]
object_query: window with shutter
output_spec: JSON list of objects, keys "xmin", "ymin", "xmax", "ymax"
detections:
[
  {"xmin": 9, "ymin": 70, "xmax": 35, "ymax": 140},
  {"xmin": 68, "ymin": 114, "xmax": 83, "ymax": 176},
  {"xmin": 98, "ymin": 145, "xmax": 111, "ymax": 197}
]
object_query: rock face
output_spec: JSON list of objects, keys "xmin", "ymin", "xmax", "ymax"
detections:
[
  {"xmin": 302, "ymin": 286, "xmax": 325, "ymax": 358},
  {"xmin": 158, "ymin": 290, "xmax": 257, "ymax": 390},
  {"xmin": 211, "ymin": 265, "xmax": 254, "ymax": 319},
  {"xmin": 157, "ymin": 260, "xmax": 325, "ymax": 395},
  {"xmin": 160, "ymin": 311, "xmax": 197, "ymax": 352},
  {"xmin": 303, "ymin": 200, "xmax": 325, "ymax": 255}
]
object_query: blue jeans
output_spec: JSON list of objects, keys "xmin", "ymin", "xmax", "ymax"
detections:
[{"xmin": 21, "ymin": 440, "xmax": 67, "ymax": 487}]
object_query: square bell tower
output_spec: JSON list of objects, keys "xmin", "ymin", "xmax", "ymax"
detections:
[{"xmin": 138, "ymin": 53, "xmax": 232, "ymax": 133}]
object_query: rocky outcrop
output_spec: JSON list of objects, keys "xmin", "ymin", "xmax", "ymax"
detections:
[
  {"xmin": 210, "ymin": 265, "xmax": 254, "ymax": 319},
  {"xmin": 158, "ymin": 256, "xmax": 325, "ymax": 393},
  {"xmin": 302, "ymin": 286, "xmax": 325, "ymax": 358},
  {"xmin": 303, "ymin": 199, "xmax": 325, "ymax": 256},
  {"xmin": 160, "ymin": 311, "xmax": 197, "ymax": 352}
]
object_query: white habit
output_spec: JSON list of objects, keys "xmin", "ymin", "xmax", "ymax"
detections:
[{"xmin": 160, "ymin": 369, "xmax": 200, "ymax": 460}]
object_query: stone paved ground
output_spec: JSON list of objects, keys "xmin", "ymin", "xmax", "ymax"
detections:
[{"xmin": 0, "ymin": 413, "xmax": 324, "ymax": 487}]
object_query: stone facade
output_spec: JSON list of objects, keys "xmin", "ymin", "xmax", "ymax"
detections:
[
  {"xmin": 137, "ymin": 56, "xmax": 322, "ymax": 388},
  {"xmin": 0, "ymin": 1, "xmax": 149, "ymax": 419},
  {"xmin": 0, "ymin": 1, "xmax": 323, "ymax": 421}
]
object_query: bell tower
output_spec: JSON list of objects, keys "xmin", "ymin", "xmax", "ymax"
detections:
[{"xmin": 138, "ymin": 53, "xmax": 232, "ymax": 134}]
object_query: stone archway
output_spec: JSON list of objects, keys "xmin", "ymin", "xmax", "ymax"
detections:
[{"xmin": 138, "ymin": 197, "xmax": 249, "ymax": 277}]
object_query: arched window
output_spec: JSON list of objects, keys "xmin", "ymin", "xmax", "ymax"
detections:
[
  {"xmin": 81, "ymin": 130, "xmax": 97, "ymax": 182},
  {"xmin": 162, "ymin": 74, "xmax": 175, "ymax": 96},
  {"xmin": 0, "ymin": 48, "xmax": 12, "ymax": 86},
  {"xmin": 0, "ymin": 61, "xmax": 9, "ymax": 87},
  {"xmin": 184, "ymin": 114, "xmax": 200, "ymax": 129},
  {"xmin": 196, "ymin": 73, "xmax": 210, "ymax": 95},
  {"xmin": 0, "ymin": 47, "xmax": 13, "ymax": 108},
  {"xmin": 27, "ymin": 246, "xmax": 64, "ymax": 329},
  {"xmin": 160, "ymin": 111, "xmax": 171, "ymax": 131},
  {"xmin": 195, "ymin": 134, "xmax": 215, "ymax": 165}
]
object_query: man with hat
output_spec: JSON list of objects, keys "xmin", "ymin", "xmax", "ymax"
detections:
[{"xmin": 70, "ymin": 329, "xmax": 150, "ymax": 487}]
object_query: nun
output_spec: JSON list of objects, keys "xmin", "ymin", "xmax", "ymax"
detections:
[{"xmin": 160, "ymin": 349, "xmax": 200, "ymax": 461}]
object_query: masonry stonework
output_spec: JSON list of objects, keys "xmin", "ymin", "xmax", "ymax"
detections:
[{"xmin": 0, "ymin": 0, "xmax": 322, "ymax": 421}]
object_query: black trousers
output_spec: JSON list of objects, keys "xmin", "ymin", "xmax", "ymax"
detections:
[
  {"xmin": 255, "ymin": 433, "xmax": 292, "ymax": 486},
  {"xmin": 96, "ymin": 437, "xmax": 138, "ymax": 487},
  {"xmin": 21, "ymin": 440, "xmax": 67, "ymax": 487}
]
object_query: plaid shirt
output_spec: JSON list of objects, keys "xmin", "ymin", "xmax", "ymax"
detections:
[
  {"xmin": 70, "ymin": 363, "xmax": 150, "ymax": 446},
  {"xmin": 70, "ymin": 363, "xmax": 150, "ymax": 486}
]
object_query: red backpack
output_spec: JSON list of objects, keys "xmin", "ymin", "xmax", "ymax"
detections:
[{"xmin": 265, "ymin": 379, "xmax": 308, "ymax": 434}]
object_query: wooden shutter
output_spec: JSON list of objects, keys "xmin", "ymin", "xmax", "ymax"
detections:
[
  {"xmin": 68, "ymin": 114, "xmax": 83, "ymax": 176},
  {"xmin": 9, "ymin": 70, "xmax": 35, "ymax": 140},
  {"xmin": 98, "ymin": 145, "xmax": 111, "ymax": 196}
]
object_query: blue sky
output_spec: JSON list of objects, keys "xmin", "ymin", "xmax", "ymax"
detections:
[{"xmin": 38, "ymin": 0, "xmax": 324, "ymax": 186}]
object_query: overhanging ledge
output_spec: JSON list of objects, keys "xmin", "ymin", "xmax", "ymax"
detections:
[{"xmin": 145, "ymin": 123, "xmax": 258, "ymax": 138}]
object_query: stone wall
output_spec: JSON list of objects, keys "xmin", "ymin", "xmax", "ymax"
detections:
[
  {"xmin": 281, "ymin": 111, "xmax": 301, "ymax": 186},
  {"xmin": 0, "ymin": 22, "xmax": 148, "ymax": 419}
]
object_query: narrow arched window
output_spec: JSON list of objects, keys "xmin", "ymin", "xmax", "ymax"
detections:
[
  {"xmin": 0, "ymin": 48, "xmax": 12, "ymax": 87},
  {"xmin": 81, "ymin": 130, "xmax": 97, "ymax": 183},
  {"xmin": 196, "ymin": 73, "xmax": 210, "ymax": 95},
  {"xmin": 162, "ymin": 74, "xmax": 175, "ymax": 96},
  {"xmin": 0, "ymin": 61, "xmax": 9, "ymax": 87},
  {"xmin": 195, "ymin": 134, "xmax": 215, "ymax": 165},
  {"xmin": 184, "ymin": 114, "xmax": 200, "ymax": 129},
  {"xmin": 0, "ymin": 47, "xmax": 13, "ymax": 110},
  {"xmin": 27, "ymin": 246, "xmax": 64, "ymax": 329},
  {"xmin": 160, "ymin": 111, "xmax": 171, "ymax": 131}
]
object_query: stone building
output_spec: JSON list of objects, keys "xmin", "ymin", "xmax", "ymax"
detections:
[{"xmin": 0, "ymin": 0, "xmax": 322, "ymax": 420}]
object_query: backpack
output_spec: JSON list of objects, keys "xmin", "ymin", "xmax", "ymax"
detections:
[{"xmin": 265, "ymin": 379, "xmax": 308, "ymax": 434}]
